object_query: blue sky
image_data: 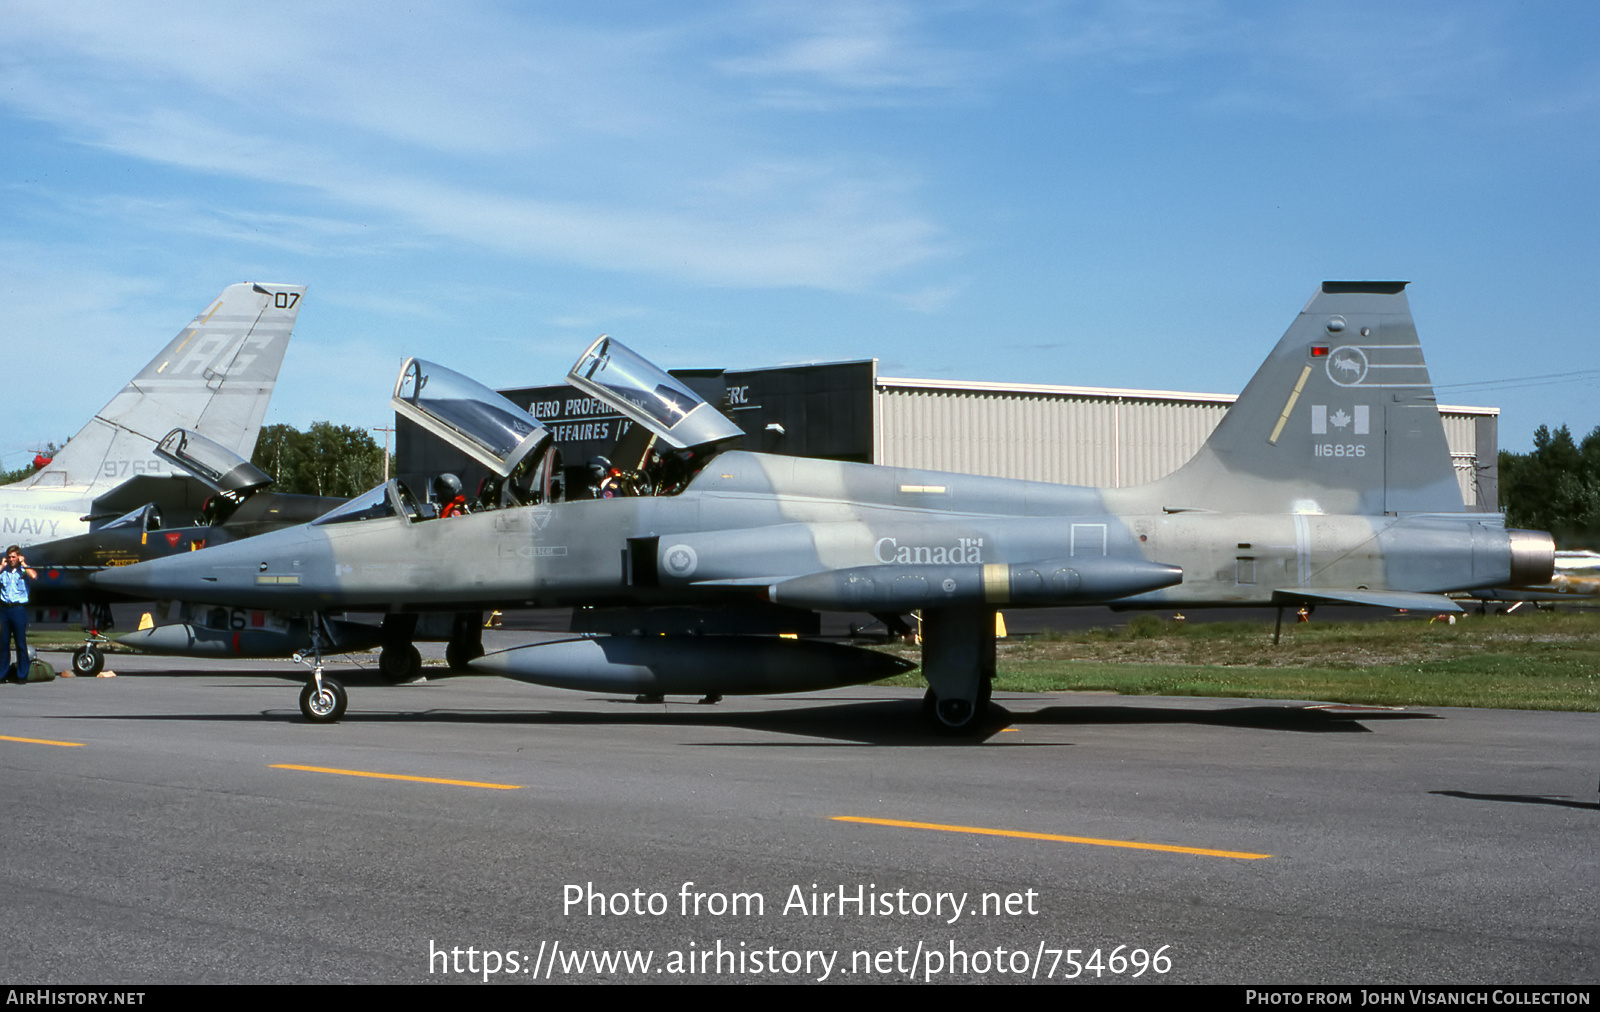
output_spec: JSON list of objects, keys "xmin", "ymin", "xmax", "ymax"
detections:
[{"xmin": 3, "ymin": 0, "xmax": 1596, "ymax": 473}]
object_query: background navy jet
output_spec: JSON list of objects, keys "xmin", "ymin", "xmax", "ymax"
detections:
[
  {"xmin": 0, "ymin": 284, "xmax": 311, "ymax": 672},
  {"xmin": 96, "ymin": 283, "xmax": 1555, "ymax": 731},
  {"xmin": 2, "ymin": 283, "xmax": 303, "ymax": 545}
]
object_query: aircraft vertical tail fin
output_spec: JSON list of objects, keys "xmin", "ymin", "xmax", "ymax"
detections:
[
  {"xmin": 1123, "ymin": 282, "xmax": 1465, "ymax": 515},
  {"xmin": 10, "ymin": 283, "xmax": 303, "ymax": 495}
]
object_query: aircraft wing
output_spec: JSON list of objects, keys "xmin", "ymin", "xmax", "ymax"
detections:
[{"xmin": 1271, "ymin": 588, "xmax": 1465, "ymax": 613}]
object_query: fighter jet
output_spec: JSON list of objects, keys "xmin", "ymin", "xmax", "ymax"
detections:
[
  {"xmin": 1, "ymin": 283, "xmax": 304, "ymax": 546},
  {"xmin": 95, "ymin": 282, "xmax": 1556, "ymax": 731}
]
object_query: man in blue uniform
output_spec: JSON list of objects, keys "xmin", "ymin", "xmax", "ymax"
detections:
[{"xmin": 1, "ymin": 545, "xmax": 37, "ymax": 683}]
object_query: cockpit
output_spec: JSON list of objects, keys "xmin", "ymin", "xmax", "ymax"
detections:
[
  {"xmin": 313, "ymin": 482, "xmax": 412, "ymax": 526},
  {"xmin": 371, "ymin": 340, "xmax": 743, "ymax": 523},
  {"xmin": 101, "ymin": 502, "xmax": 165, "ymax": 534}
]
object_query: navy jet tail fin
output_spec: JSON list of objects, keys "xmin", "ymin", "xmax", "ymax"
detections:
[
  {"xmin": 9, "ymin": 283, "xmax": 303, "ymax": 495},
  {"xmin": 1123, "ymin": 282, "xmax": 1466, "ymax": 516}
]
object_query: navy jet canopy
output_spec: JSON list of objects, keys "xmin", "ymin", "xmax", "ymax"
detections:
[{"xmin": 155, "ymin": 427, "xmax": 272, "ymax": 498}]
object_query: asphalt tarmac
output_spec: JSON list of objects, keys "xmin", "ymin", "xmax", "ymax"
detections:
[{"xmin": 2, "ymin": 641, "xmax": 1595, "ymax": 985}]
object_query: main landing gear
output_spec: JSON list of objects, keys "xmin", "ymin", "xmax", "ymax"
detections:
[
  {"xmin": 444, "ymin": 611, "xmax": 485, "ymax": 672},
  {"xmin": 377, "ymin": 614, "xmax": 422, "ymax": 683},
  {"xmin": 919, "ymin": 606, "xmax": 996, "ymax": 735},
  {"xmin": 378, "ymin": 644, "xmax": 422, "ymax": 683},
  {"xmin": 375, "ymin": 612, "xmax": 484, "ymax": 680}
]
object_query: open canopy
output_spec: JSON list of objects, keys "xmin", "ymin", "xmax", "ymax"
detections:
[
  {"xmin": 391, "ymin": 358, "xmax": 551, "ymax": 478},
  {"xmin": 566, "ymin": 335, "xmax": 743, "ymax": 452},
  {"xmin": 155, "ymin": 427, "xmax": 272, "ymax": 497}
]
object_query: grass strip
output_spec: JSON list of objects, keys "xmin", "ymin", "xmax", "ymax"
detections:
[{"xmin": 878, "ymin": 609, "xmax": 1600, "ymax": 711}]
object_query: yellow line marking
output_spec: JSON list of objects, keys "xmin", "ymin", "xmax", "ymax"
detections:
[
  {"xmin": 1268, "ymin": 364, "xmax": 1314, "ymax": 445},
  {"xmin": 0, "ymin": 734, "xmax": 86, "ymax": 747},
  {"xmin": 270, "ymin": 764, "xmax": 521, "ymax": 790},
  {"xmin": 833, "ymin": 816, "xmax": 1271, "ymax": 860}
]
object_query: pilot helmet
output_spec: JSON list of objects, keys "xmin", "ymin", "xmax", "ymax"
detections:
[{"xmin": 436, "ymin": 473, "xmax": 463, "ymax": 500}]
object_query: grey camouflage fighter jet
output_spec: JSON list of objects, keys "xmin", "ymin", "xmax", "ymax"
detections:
[{"xmin": 94, "ymin": 282, "xmax": 1555, "ymax": 731}]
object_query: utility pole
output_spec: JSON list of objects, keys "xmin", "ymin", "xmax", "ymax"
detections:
[{"xmin": 372, "ymin": 425, "xmax": 396, "ymax": 482}]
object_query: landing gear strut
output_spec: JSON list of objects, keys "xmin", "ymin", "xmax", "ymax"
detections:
[
  {"xmin": 919, "ymin": 606, "xmax": 996, "ymax": 734},
  {"xmin": 294, "ymin": 613, "xmax": 347, "ymax": 723},
  {"xmin": 298, "ymin": 677, "xmax": 348, "ymax": 722}
]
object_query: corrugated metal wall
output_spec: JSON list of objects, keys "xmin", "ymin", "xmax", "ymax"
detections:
[
  {"xmin": 1436, "ymin": 409, "xmax": 1482, "ymax": 506},
  {"xmin": 875, "ymin": 377, "xmax": 1496, "ymax": 506}
]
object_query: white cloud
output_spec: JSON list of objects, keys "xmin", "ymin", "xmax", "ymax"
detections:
[
  {"xmin": 0, "ymin": 249, "xmax": 193, "ymax": 461},
  {"xmin": 891, "ymin": 280, "xmax": 966, "ymax": 314},
  {"xmin": 716, "ymin": 0, "xmax": 987, "ymax": 98},
  {"xmin": 0, "ymin": 1, "xmax": 951, "ymax": 293}
]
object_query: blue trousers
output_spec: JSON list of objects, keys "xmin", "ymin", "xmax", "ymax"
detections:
[{"xmin": 0, "ymin": 604, "xmax": 27, "ymax": 680}]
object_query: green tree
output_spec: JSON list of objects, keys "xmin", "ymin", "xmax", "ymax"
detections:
[
  {"xmin": 252, "ymin": 422, "xmax": 389, "ymax": 498},
  {"xmin": 1499, "ymin": 423, "xmax": 1600, "ymax": 549}
]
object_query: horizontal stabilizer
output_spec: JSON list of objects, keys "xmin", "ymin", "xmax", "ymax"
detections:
[
  {"xmin": 1271, "ymin": 588, "xmax": 1463, "ymax": 613},
  {"xmin": 1464, "ymin": 587, "xmax": 1597, "ymax": 603}
]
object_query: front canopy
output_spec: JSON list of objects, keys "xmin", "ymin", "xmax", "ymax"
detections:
[{"xmin": 391, "ymin": 358, "xmax": 551, "ymax": 477}]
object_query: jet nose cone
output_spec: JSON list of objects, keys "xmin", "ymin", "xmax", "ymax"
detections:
[
  {"xmin": 90, "ymin": 544, "xmax": 245, "ymax": 602},
  {"xmin": 90, "ymin": 560, "xmax": 170, "ymax": 597}
]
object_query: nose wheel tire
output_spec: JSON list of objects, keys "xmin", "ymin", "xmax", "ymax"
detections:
[
  {"xmin": 299, "ymin": 677, "xmax": 348, "ymax": 723},
  {"xmin": 72, "ymin": 646, "xmax": 105, "ymax": 677}
]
